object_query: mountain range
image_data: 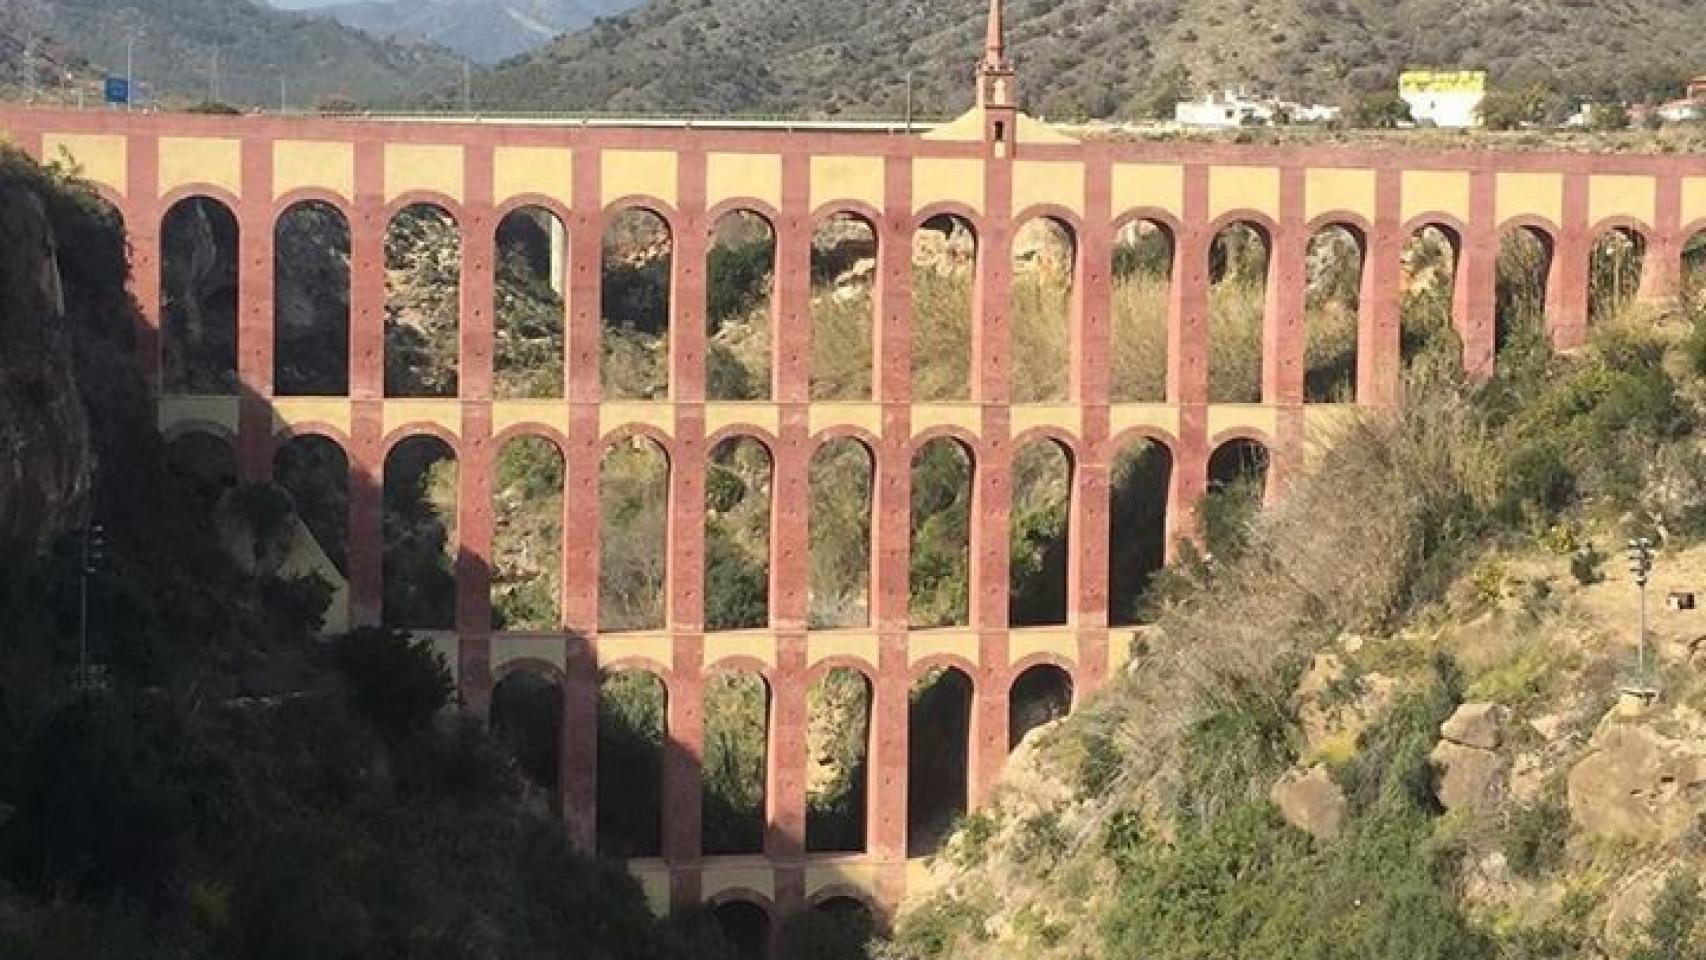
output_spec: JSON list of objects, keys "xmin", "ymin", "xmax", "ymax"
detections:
[{"xmin": 311, "ymin": 0, "xmax": 636, "ymax": 65}]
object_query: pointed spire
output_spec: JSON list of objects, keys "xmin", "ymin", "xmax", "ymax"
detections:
[
  {"xmin": 984, "ymin": 0, "xmax": 1008, "ymax": 70},
  {"xmin": 977, "ymin": 0, "xmax": 1015, "ymax": 109}
]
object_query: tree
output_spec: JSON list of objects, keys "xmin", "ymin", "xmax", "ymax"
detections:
[
  {"xmin": 1589, "ymin": 101, "xmax": 1631, "ymax": 131},
  {"xmin": 1349, "ymin": 92, "xmax": 1412, "ymax": 129},
  {"xmin": 1478, "ymin": 86, "xmax": 1548, "ymax": 131}
]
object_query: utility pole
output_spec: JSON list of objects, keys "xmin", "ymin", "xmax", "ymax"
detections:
[
  {"xmin": 905, "ymin": 71, "xmax": 914, "ymax": 133},
  {"xmin": 125, "ymin": 32, "xmax": 139, "ymax": 112},
  {"xmin": 1627, "ymin": 537, "xmax": 1657, "ymax": 698},
  {"xmin": 462, "ymin": 59, "xmax": 472, "ymax": 114},
  {"xmin": 210, "ymin": 47, "xmax": 220, "ymax": 104},
  {"xmin": 280, "ymin": 75, "xmax": 288, "ymax": 114}
]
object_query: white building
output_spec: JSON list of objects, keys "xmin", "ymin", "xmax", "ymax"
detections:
[
  {"xmin": 1174, "ymin": 89, "xmax": 1340, "ymax": 128},
  {"xmin": 1400, "ymin": 70, "xmax": 1487, "ymax": 129}
]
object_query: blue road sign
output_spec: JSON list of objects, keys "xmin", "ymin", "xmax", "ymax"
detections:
[{"xmin": 104, "ymin": 76, "xmax": 130, "ymax": 105}]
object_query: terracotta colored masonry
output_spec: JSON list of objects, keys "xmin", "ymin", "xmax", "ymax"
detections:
[{"xmin": 8, "ymin": 105, "xmax": 1704, "ymax": 922}]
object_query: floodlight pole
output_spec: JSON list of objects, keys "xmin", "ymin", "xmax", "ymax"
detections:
[{"xmin": 1628, "ymin": 537, "xmax": 1654, "ymax": 694}]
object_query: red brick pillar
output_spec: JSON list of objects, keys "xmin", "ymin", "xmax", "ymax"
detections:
[
  {"xmin": 1639, "ymin": 175, "xmax": 1685, "ymax": 307},
  {"xmin": 1457, "ymin": 171, "xmax": 1498, "ymax": 379},
  {"xmin": 461, "ymin": 145, "xmax": 496, "ymax": 400},
  {"xmin": 1072, "ymin": 157, "xmax": 1113, "ymax": 692},
  {"xmin": 567, "ymin": 148, "xmax": 603, "ymax": 404},
  {"xmin": 1265, "ymin": 168, "xmax": 1307, "ymax": 492},
  {"xmin": 1549, "ymin": 174, "xmax": 1590, "ymax": 351},
  {"xmin": 665, "ymin": 641, "xmax": 704, "ymax": 910},
  {"xmin": 129, "ymin": 134, "xmax": 163, "ymax": 390},
  {"xmin": 346, "ymin": 142, "xmax": 388, "ymax": 627},
  {"xmin": 457, "ymin": 403, "xmax": 494, "ymax": 713},
  {"xmin": 236, "ymin": 141, "xmax": 276, "ymax": 483},
  {"xmin": 347, "ymin": 400, "xmax": 384, "ymax": 627},
  {"xmin": 1170, "ymin": 166, "xmax": 1211, "ymax": 553},
  {"xmin": 561, "ymin": 629, "xmax": 599, "ymax": 852},
  {"xmin": 673, "ymin": 153, "xmax": 708, "ymax": 404},
  {"xmin": 1361, "ymin": 170, "xmax": 1404, "ymax": 408},
  {"xmin": 774, "ymin": 153, "xmax": 812, "ymax": 405},
  {"xmin": 768, "ymin": 642, "xmax": 808, "ymax": 916}
]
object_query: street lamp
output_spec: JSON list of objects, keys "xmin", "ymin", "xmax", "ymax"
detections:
[
  {"xmin": 75, "ymin": 522, "xmax": 109, "ymax": 693},
  {"xmin": 1626, "ymin": 537, "xmax": 1657, "ymax": 698},
  {"xmin": 125, "ymin": 32, "xmax": 141, "ymax": 112}
]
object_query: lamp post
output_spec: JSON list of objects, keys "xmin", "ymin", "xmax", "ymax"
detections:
[
  {"xmin": 125, "ymin": 33, "xmax": 139, "ymax": 112},
  {"xmin": 1627, "ymin": 537, "xmax": 1656, "ymax": 697},
  {"xmin": 75, "ymin": 522, "xmax": 108, "ymax": 692}
]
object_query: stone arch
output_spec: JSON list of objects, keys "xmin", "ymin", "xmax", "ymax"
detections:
[
  {"xmin": 780, "ymin": 893, "xmax": 880, "ymax": 957},
  {"xmin": 160, "ymin": 195, "xmax": 239, "ymax": 395},
  {"xmin": 599, "ymin": 433, "xmax": 670, "ymax": 632},
  {"xmin": 602, "ymin": 205, "xmax": 674, "ymax": 400},
  {"xmin": 384, "ymin": 202, "xmax": 461, "ymax": 398},
  {"xmin": 1009, "ymin": 661, "xmax": 1074, "ymax": 750},
  {"xmin": 809, "ymin": 437, "xmax": 876, "ymax": 629},
  {"xmin": 1011, "ymin": 214, "xmax": 1079, "ymax": 403},
  {"xmin": 382, "ymin": 434, "xmax": 458, "ymax": 630},
  {"xmin": 1010, "ymin": 437, "xmax": 1074, "ymax": 628},
  {"xmin": 1207, "ymin": 217, "xmax": 1273, "ymax": 404},
  {"xmin": 1111, "ymin": 214, "xmax": 1175, "ymax": 403},
  {"xmin": 1401, "ymin": 222, "xmax": 1463, "ymax": 366},
  {"xmin": 494, "ymin": 204, "xmax": 567, "ymax": 399},
  {"xmin": 274, "ymin": 199, "xmax": 349, "ymax": 396},
  {"xmin": 909, "ymin": 435, "xmax": 975, "ymax": 628},
  {"xmin": 805, "ymin": 666, "xmax": 873, "ymax": 854},
  {"xmin": 811, "ymin": 210, "xmax": 879, "ymax": 401},
  {"xmin": 1588, "ymin": 223, "xmax": 1647, "ymax": 325},
  {"xmin": 705, "ymin": 434, "xmax": 774, "ymax": 632},
  {"xmin": 273, "ymin": 433, "xmax": 350, "ymax": 578},
  {"xmin": 708, "ymin": 208, "xmax": 776, "ymax": 401},
  {"xmin": 1304, "ymin": 222, "xmax": 1366, "ymax": 403},
  {"xmin": 710, "ymin": 895, "xmax": 773, "ymax": 960},
  {"xmin": 702, "ymin": 667, "xmax": 771, "ymax": 856},
  {"xmin": 166, "ymin": 428, "xmax": 237, "ymax": 509},
  {"xmin": 1496, "ymin": 222, "xmax": 1556, "ymax": 356},
  {"xmin": 1107, "ymin": 433, "xmax": 1173, "ymax": 626},
  {"xmin": 906, "ymin": 664, "xmax": 974, "ymax": 856},
  {"xmin": 490, "ymin": 667, "xmax": 564, "ymax": 805},
  {"xmin": 1202, "ymin": 437, "xmax": 1271, "ymax": 559},
  {"xmin": 491, "ymin": 433, "xmax": 564, "ymax": 631},
  {"xmin": 912, "ymin": 211, "xmax": 979, "ymax": 401},
  {"xmin": 1687, "ymin": 225, "xmax": 1706, "ymax": 296},
  {"xmin": 597, "ymin": 668, "xmax": 668, "ymax": 858}
]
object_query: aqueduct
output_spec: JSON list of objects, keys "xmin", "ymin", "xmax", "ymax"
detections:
[{"xmin": 5, "ymin": 2, "xmax": 1706, "ymax": 935}]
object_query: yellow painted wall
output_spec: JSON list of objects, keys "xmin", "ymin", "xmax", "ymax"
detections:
[
  {"xmin": 385, "ymin": 144, "xmax": 464, "ymax": 204},
  {"xmin": 704, "ymin": 631, "xmax": 777, "ymax": 670},
  {"xmin": 811, "ymin": 155, "xmax": 885, "ymax": 213},
  {"xmin": 907, "ymin": 629, "xmax": 978, "ymax": 667},
  {"xmin": 600, "ymin": 402, "xmax": 673, "ymax": 440},
  {"xmin": 493, "ymin": 401, "xmax": 570, "ymax": 439},
  {"xmin": 809, "ymin": 403, "xmax": 881, "ymax": 438},
  {"xmin": 705, "ymin": 403, "xmax": 780, "ymax": 440},
  {"xmin": 707, "ymin": 153, "xmax": 781, "ymax": 211},
  {"xmin": 493, "ymin": 635, "xmax": 570, "ymax": 674},
  {"xmin": 159, "ymin": 137, "xmax": 241, "ymax": 198},
  {"xmin": 1305, "ymin": 168, "xmax": 1376, "ymax": 223},
  {"xmin": 1111, "ymin": 164, "xmax": 1183, "ymax": 219},
  {"xmin": 158, "ymin": 397, "xmax": 239, "ymax": 436},
  {"xmin": 1588, "ymin": 175, "xmax": 1656, "ymax": 230},
  {"xmin": 1009, "ymin": 404, "xmax": 1080, "ymax": 441},
  {"xmin": 382, "ymin": 400, "xmax": 461, "ymax": 439},
  {"xmin": 1682, "ymin": 178, "xmax": 1706, "ymax": 229},
  {"xmin": 804, "ymin": 862, "xmax": 883, "ymax": 899},
  {"xmin": 1496, "ymin": 172, "xmax": 1563, "ymax": 229},
  {"xmin": 1209, "ymin": 166, "xmax": 1280, "ymax": 220},
  {"xmin": 603, "ymin": 150, "xmax": 679, "ymax": 208},
  {"xmin": 909, "ymin": 404, "xmax": 981, "ymax": 441},
  {"xmin": 702, "ymin": 864, "xmax": 776, "ymax": 902},
  {"xmin": 913, "ymin": 158, "xmax": 984, "ymax": 216},
  {"xmin": 1008, "ymin": 628, "xmax": 1078, "ymax": 668},
  {"xmin": 42, "ymin": 133, "xmax": 127, "ymax": 196},
  {"xmin": 274, "ymin": 140, "xmax": 354, "ymax": 201},
  {"xmin": 1401, "ymin": 170, "xmax": 1470, "ymax": 225},
  {"xmin": 807, "ymin": 632, "xmax": 879, "ymax": 671},
  {"xmin": 1207, "ymin": 404, "xmax": 1277, "ymax": 444},
  {"xmin": 494, "ymin": 146, "xmax": 571, "ymax": 206},
  {"xmin": 270, "ymin": 398, "xmax": 352, "ymax": 437},
  {"xmin": 597, "ymin": 633, "xmax": 673, "ymax": 671},
  {"xmin": 1108, "ymin": 405, "xmax": 1181, "ymax": 443},
  {"xmin": 1012, "ymin": 160, "xmax": 1085, "ymax": 217}
]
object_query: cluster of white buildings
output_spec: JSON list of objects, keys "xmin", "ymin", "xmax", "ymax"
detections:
[{"xmin": 1172, "ymin": 88, "xmax": 1340, "ymax": 129}]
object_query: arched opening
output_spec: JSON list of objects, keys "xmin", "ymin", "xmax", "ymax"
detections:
[
  {"xmin": 1304, "ymin": 225, "xmax": 1364, "ymax": 403},
  {"xmin": 708, "ymin": 210, "xmax": 775, "ymax": 401},
  {"xmin": 599, "ymin": 435, "xmax": 668, "ymax": 632},
  {"xmin": 705, "ymin": 436, "xmax": 773, "ymax": 631},
  {"xmin": 1009, "ymin": 664, "xmax": 1073, "ymax": 750},
  {"xmin": 1009, "ymin": 439, "xmax": 1072, "ymax": 628},
  {"xmin": 1108, "ymin": 438, "xmax": 1172, "ymax": 626},
  {"xmin": 810, "ymin": 213, "xmax": 877, "ymax": 401},
  {"xmin": 596, "ymin": 670, "xmax": 666, "ymax": 857},
  {"xmin": 702, "ymin": 671, "xmax": 770, "ymax": 856},
  {"xmin": 166, "ymin": 431, "xmax": 237, "ymax": 511},
  {"xmin": 494, "ymin": 205, "xmax": 566, "ymax": 399},
  {"xmin": 384, "ymin": 204, "xmax": 460, "ymax": 398},
  {"xmin": 273, "ymin": 434, "xmax": 349, "ymax": 576},
  {"xmin": 907, "ymin": 667, "xmax": 972, "ymax": 856},
  {"xmin": 1202, "ymin": 439, "xmax": 1269, "ymax": 561},
  {"xmin": 1685, "ymin": 230, "xmax": 1706, "ymax": 299},
  {"xmin": 274, "ymin": 200, "xmax": 349, "ymax": 396},
  {"xmin": 490, "ymin": 669, "xmax": 562, "ymax": 804},
  {"xmin": 1011, "ymin": 216, "xmax": 1077, "ymax": 403},
  {"xmin": 909, "ymin": 438, "xmax": 973, "ymax": 628},
  {"xmin": 1496, "ymin": 226, "xmax": 1553, "ymax": 357},
  {"xmin": 805, "ymin": 668, "xmax": 872, "ymax": 853},
  {"xmin": 1400, "ymin": 225, "xmax": 1461, "ymax": 367},
  {"xmin": 491, "ymin": 435, "xmax": 563, "ymax": 631},
  {"xmin": 601, "ymin": 207, "xmax": 672, "ymax": 400},
  {"xmin": 1208, "ymin": 222, "xmax": 1270, "ymax": 403},
  {"xmin": 1111, "ymin": 218, "xmax": 1173, "ymax": 403},
  {"xmin": 912, "ymin": 214, "xmax": 976, "ymax": 401},
  {"xmin": 712, "ymin": 899, "xmax": 772, "ymax": 960},
  {"xmin": 780, "ymin": 896, "xmax": 878, "ymax": 959},
  {"xmin": 382, "ymin": 436, "xmax": 457, "ymax": 630},
  {"xmin": 161, "ymin": 197, "xmax": 238, "ymax": 395},
  {"xmin": 1589, "ymin": 228, "xmax": 1646, "ymax": 326},
  {"xmin": 809, "ymin": 439, "xmax": 874, "ymax": 629}
]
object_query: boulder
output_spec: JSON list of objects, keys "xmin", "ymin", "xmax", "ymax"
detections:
[
  {"xmin": 1568, "ymin": 721, "xmax": 1706, "ymax": 843},
  {"xmin": 1271, "ymin": 765, "xmax": 1347, "ymax": 841},
  {"xmin": 1441, "ymin": 702, "xmax": 1505, "ymax": 750},
  {"xmin": 1431, "ymin": 740, "xmax": 1508, "ymax": 812}
]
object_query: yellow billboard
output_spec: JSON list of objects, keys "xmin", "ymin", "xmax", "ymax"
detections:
[{"xmin": 1400, "ymin": 71, "xmax": 1487, "ymax": 95}]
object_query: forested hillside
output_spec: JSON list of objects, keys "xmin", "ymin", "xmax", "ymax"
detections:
[
  {"xmin": 315, "ymin": 0, "xmax": 636, "ymax": 65},
  {"xmin": 480, "ymin": 0, "xmax": 1706, "ymax": 118}
]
